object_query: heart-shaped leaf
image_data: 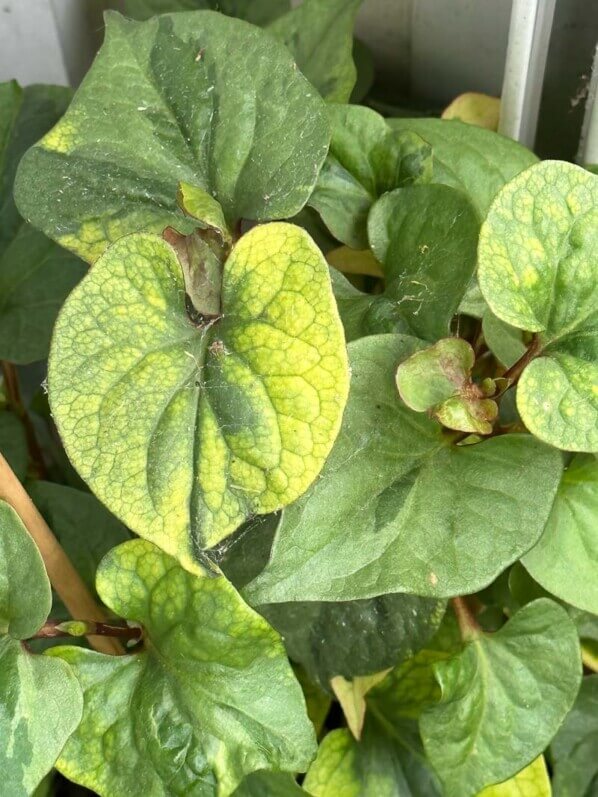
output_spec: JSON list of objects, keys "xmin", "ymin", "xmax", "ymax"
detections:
[
  {"xmin": 49, "ymin": 538, "xmax": 316, "ymax": 797},
  {"xmin": 269, "ymin": 0, "xmax": 363, "ymax": 103},
  {"xmin": 478, "ymin": 161, "xmax": 598, "ymax": 452},
  {"xmin": 14, "ymin": 12, "xmax": 329, "ymax": 263},
  {"xmin": 396, "ymin": 338, "xmax": 498, "ymax": 434},
  {"xmin": 420, "ymin": 599, "xmax": 581, "ymax": 797},
  {"xmin": 124, "ymin": 0, "xmax": 290, "ymax": 24},
  {"xmin": 523, "ymin": 454, "xmax": 598, "ymax": 614},
  {"xmin": 308, "ymin": 104, "xmax": 432, "ymax": 249},
  {"xmin": 551, "ymin": 674, "xmax": 598, "ymax": 797},
  {"xmin": 387, "ymin": 118, "xmax": 538, "ymax": 218},
  {"xmin": 245, "ymin": 335, "xmax": 562, "ymax": 604},
  {"xmin": 330, "ymin": 184, "xmax": 479, "ymax": 343},
  {"xmin": 218, "ymin": 513, "xmax": 446, "ymax": 690},
  {"xmin": 0, "ymin": 81, "xmax": 86, "ymax": 364},
  {"xmin": 48, "ymin": 224, "xmax": 349, "ymax": 570},
  {"xmin": 0, "ymin": 500, "xmax": 83, "ymax": 796}
]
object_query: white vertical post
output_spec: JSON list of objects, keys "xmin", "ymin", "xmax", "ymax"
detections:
[
  {"xmin": 578, "ymin": 44, "xmax": 598, "ymax": 166},
  {"xmin": 499, "ymin": 0, "xmax": 557, "ymax": 147}
]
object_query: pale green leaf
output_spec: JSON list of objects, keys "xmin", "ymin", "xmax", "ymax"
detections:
[
  {"xmin": 48, "ymin": 224, "xmax": 349, "ymax": 569},
  {"xmin": 233, "ymin": 771, "xmax": 306, "ymax": 796},
  {"xmin": 219, "ymin": 512, "xmax": 446, "ymax": 689},
  {"xmin": 49, "ymin": 538, "xmax": 316, "ymax": 797},
  {"xmin": 0, "ymin": 500, "xmax": 83, "ymax": 796},
  {"xmin": 0, "ymin": 81, "xmax": 86, "ymax": 364},
  {"xmin": 124, "ymin": 0, "xmax": 290, "ymax": 24},
  {"xmin": 551, "ymin": 674, "xmax": 598, "ymax": 797},
  {"xmin": 387, "ymin": 117, "xmax": 538, "ymax": 218},
  {"xmin": 0, "ymin": 410, "xmax": 28, "ymax": 481},
  {"xmin": 523, "ymin": 454, "xmax": 598, "ymax": 614},
  {"xmin": 367, "ymin": 185, "xmax": 479, "ymax": 341},
  {"xmin": 420, "ymin": 599, "xmax": 581, "ymax": 797},
  {"xmin": 477, "ymin": 757, "xmax": 551, "ymax": 797},
  {"xmin": 330, "ymin": 669, "xmax": 391, "ymax": 740},
  {"xmin": 442, "ymin": 92, "xmax": 500, "ymax": 131},
  {"xmin": 482, "ymin": 311, "xmax": 527, "ymax": 369},
  {"xmin": 478, "ymin": 160, "xmax": 598, "ymax": 452},
  {"xmin": 15, "ymin": 12, "xmax": 329, "ymax": 262},
  {"xmin": 178, "ymin": 181, "xmax": 231, "ymax": 244},
  {"xmin": 309, "ymin": 105, "xmax": 432, "ymax": 249},
  {"xmin": 245, "ymin": 335, "xmax": 562, "ymax": 603},
  {"xmin": 269, "ymin": 0, "xmax": 363, "ymax": 103}
]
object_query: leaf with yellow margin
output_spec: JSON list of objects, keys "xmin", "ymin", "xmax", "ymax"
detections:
[
  {"xmin": 48, "ymin": 223, "xmax": 349, "ymax": 569},
  {"xmin": 48, "ymin": 538, "xmax": 316, "ymax": 797},
  {"xmin": 330, "ymin": 669, "xmax": 391, "ymax": 740}
]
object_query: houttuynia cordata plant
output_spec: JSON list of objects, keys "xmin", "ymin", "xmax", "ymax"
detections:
[{"xmin": 0, "ymin": 1, "xmax": 597, "ymax": 795}]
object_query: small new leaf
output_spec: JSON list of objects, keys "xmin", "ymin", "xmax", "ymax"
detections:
[
  {"xmin": 49, "ymin": 539, "xmax": 316, "ymax": 797},
  {"xmin": 396, "ymin": 338, "xmax": 498, "ymax": 434}
]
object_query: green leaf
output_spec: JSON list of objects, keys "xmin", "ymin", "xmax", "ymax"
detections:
[
  {"xmin": 396, "ymin": 338, "xmax": 498, "ymax": 434},
  {"xmin": 367, "ymin": 185, "xmax": 479, "ymax": 341},
  {"xmin": 124, "ymin": 0, "xmax": 290, "ymax": 24},
  {"xmin": 245, "ymin": 335, "xmax": 563, "ymax": 603},
  {"xmin": 387, "ymin": 117, "xmax": 538, "ymax": 218},
  {"xmin": 0, "ymin": 500, "xmax": 83, "ymax": 796},
  {"xmin": 48, "ymin": 224, "xmax": 349, "ymax": 569},
  {"xmin": 523, "ymin": 454, "xmax": 598, "ymax": 614},
  {"xmin": 177, "ymin": 181, "xmax": 231, "ymax": 244},
  {"xmin": 477, "ymin": 757, "xmax": 551, "ymax": 797},
  {"xmin": 219, "ymin": 512, "xmax": 446, "ymax": 689},
  {"xmin": 478, "ymin": 160, "xmax": 598, "ymax": 452},
  {"xmin": 49, "ymin": 538, "xmax": 316, "ymax": 796},
  {"xmin": 233, "ymin": 772, "xmax": 306, "ymax": 797},
  {"xmin": 269, "ymin": 0, "xmax": 363, "ymax": 103},
  {"xmin": 304, "ymin": 719, "xmax": 441, "ymax": 796},
  {"xmin": 420, "ymin": 599, "xmax": 582, "ymax": 797},
  {"xmin": 0, "ymin": 81, "xmax": 86, "ymax": 364},
  {"xmin": 330, "ymin": 669, "xmax": 391, "ymax": 740},
  {"xmin": 482, "ymin": 311, "xmax": 527, "ymax": 369},
  {"xmin": 441, "ymin": 92, "xmax": 500, "ymax": 131},
  {"xmin": 551, "ymin": 674, "xmax": 598, "ymax": 797},
  {"xmin": 0, "ymin": 410, "xmax": 28, "ymax": 481},
  {"xmin": 308, "ymin": 105, "xmax": 432, "ymax": 249},
  {"xmin": 14, "ymin": 12, "xmax": 329, "ymax": 263},
  {"xmin": 27, "ymin": 481, "xmax": 130, "ymax": 594}
]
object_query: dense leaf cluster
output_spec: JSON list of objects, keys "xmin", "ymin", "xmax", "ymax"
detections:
[{"xmin": 0, "ymin": 1, "xmax": 596, "ymax": 796}]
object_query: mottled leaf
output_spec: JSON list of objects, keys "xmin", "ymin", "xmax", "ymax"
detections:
[
  {"xmin": 48, "ymin": 225, "xmax": 349, "ymax": 569},
  {"xmin": 269, "ymin": 0, "xmax": 362, "ymax": 103},
  {"xmin": 421, "ymin": 599, "xmax": 581, "ymax": 797},
  {"xmin": 387, "ymin": 117, "xmax": 537, "ymax": 218},
  {"xmin": 49, "ymin": 539, "xmax": 316, "ymax": 796},
  {"xmin": 0, "ymin": 500, "xmax": 83, "ymax": 796},
  {"xmin": 523, "ymin": 454, "xmax": 598, "ymax": 614},
  {"xmin": 478, "ymin": 161, "xmax": 598, "ymax": 451},
  {"xmin": 15, "ymin": 12, "xmax": 329, "ymax": 262},
  {"xmin": 245, "ymin": 335, "xmax": 562, "ymax": 603},
  {"xmin": 309, "ymin": 104, "xmax": 432, "ymax": 248},
  {"xmin": 551, "ymin": 674, "xmax": 598, "ymax": 797}
]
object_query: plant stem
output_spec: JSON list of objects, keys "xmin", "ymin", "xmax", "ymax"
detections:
[
  {"xmin": 502, "ymin": 334, "xmax": 541, "ymax": 385},
  {"xmin": 451, "ymin": 596, "xmax": 482, "ymax": 641},
  {"xmin": 0, "ymin": 453, "xmax": 124, "ymax": 656},
  {"xmin": 33, "ymin": 619, "xmax": 142, "ymax": 643},
  {"xmin": 1, "ymin": 361, "xmax": 47, "ymax": 479}
]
